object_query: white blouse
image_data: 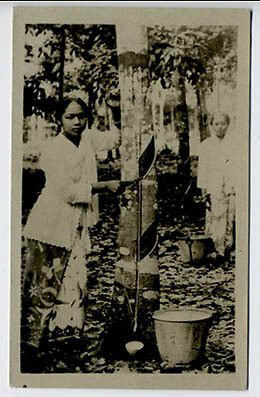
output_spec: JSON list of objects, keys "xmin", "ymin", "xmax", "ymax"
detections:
[
  {"xmin": 197, "ymin": 132, "xmax": 236, "ymax": 198},
  {"xmin": 23, "ymin": 128, "xmax": 119, "ymax": 249}
]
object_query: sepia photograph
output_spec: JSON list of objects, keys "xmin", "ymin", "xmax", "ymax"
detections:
[{"xmin": 10, "ymin": 6, "xmax": 250, "ymax": 390}]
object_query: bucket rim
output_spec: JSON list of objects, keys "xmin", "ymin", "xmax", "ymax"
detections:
[{"xmin": 152, "ymin": 308, "xmax": 213, "ymax": 323}]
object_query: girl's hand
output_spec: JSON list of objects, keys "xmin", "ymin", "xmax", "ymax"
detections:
[{"xmin": 106, "ymin": 180, "xmax": 120, "ymax": 193}]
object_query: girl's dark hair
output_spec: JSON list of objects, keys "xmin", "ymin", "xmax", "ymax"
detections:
[
  {"xmin": 210, "ymin": 112, "xmax": 230, "ymax": 126},
  {"xmin": 57, "ymin": 96, "xmax": 93, "ymax": 127}
]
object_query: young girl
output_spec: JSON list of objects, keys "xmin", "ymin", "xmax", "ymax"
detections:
[
  {"xmin": 197, "ymin": 112, "xmax": 236, "ymax": 260},
  {"xmin": 21, "ymin": 96, "xmax": 120, "ymax": 372}
]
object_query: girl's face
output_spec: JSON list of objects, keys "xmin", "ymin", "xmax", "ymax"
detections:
[
  {"xmin": 61, "ymin": 101, "xmax": 88, "ymax": 138},
  {"xmin": 212, "ymin": 115, "xmax": 229, "ymax": 139}
]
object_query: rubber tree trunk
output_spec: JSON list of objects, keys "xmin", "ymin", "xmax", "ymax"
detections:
[
  {"xmin": 172, "ymin": 71, "xmax": 190, "ymax": 180},
  {"xmin": 196, "ymin": 88, "xmax": 210, "ymax": 142},
  {"xmin": 104, "ymin": 24, "xmax": 160, "ymax": 360}
]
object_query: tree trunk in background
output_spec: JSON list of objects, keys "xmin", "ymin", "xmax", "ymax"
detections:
[
  {"xmin": 196, "ymin": 88, "xmax": 210, "ymax": 142},
  {"xmin": 104, "ymin": 24, "xmax": 159, "ymax": 359},
  {"xmin": 173, "ymin": 72, "xmax": 190, "ymax": 180}
]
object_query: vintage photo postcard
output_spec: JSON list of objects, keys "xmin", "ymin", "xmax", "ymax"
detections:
[{"xmin": 11, "ymin": 6, "xmax": 250, "ymax": 390}]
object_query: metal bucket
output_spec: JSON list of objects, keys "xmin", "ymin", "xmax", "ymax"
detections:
[
  {"xmin": 177, "ymin": 235, "xmax": 210, "ymax": 265},
  {"xmin": 153, "ymin": 309, "xmax": 212, "ymax": 368}
]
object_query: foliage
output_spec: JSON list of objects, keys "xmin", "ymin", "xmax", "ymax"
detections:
[
  {"xmin": 24, "ymin": 23, "xmax": 237, "ymax": 120},
  {"xmin": 24, "ymin": 25, "xmax": 62, "ymax": 117},
  {"xmin": 24, "ymin": 24, "xmax": 118, "ymax": 118},
  {"xmin": 148, "ymin": 25, "xmax": 238, "ymax": 92},
  {"xmin": 64, "ymin": 25, "xmax": 118, "ymax": 104}
]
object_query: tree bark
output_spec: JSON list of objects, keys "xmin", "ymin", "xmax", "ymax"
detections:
[
  {"xmin": 173, "ymin": 72, "xmax": 190, "ymax": 179},
  {"xmin": 196, "ymin": 88, "xmax": 210, "ymax": 142},
  {"xmin": 104, "ymin": 24, "xmax": 159, "ymax": 359}
]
